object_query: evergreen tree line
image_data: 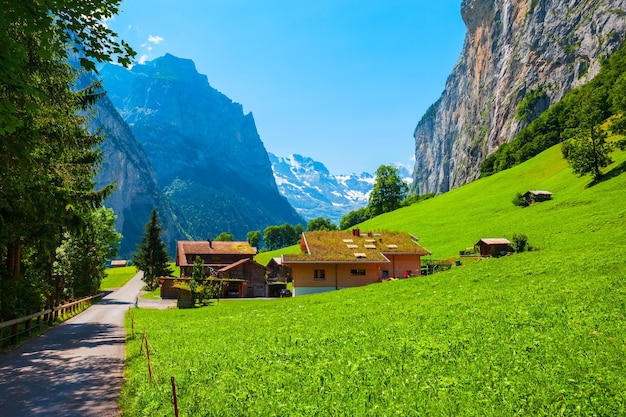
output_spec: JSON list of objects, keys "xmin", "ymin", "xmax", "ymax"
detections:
[
  {"xmin": 481, "ymin": 41, "xmax": 626, "ymax": 178},
  {"xmin": 0, "ymin": 1, "xmax": 135, "ymax": 321}
]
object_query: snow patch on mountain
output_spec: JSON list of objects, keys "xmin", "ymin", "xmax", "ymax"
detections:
[{"xmin": 269, "ymin": 153, "xmax": 412, "ymax": 225}]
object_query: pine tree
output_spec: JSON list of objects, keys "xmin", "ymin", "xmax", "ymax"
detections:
[{"xmin": 132, "ymin": 209, "xmax": 172, "ymax": 289}]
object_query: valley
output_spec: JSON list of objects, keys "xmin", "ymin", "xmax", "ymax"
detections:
[{"xmin": 120, "ymin": 142, "xmax": 626, "ymax": 415}]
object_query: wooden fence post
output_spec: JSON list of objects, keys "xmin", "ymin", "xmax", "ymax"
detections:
[
  {"xmin": 145, "ymin": 334, "xmax": 153, "ymax": 381},
  {"xmin": 171, "ymin": 376, "xmax": 179, "ymax": 417},
  {"xmin": 140, "ymin": 328, "xmax": 146, "ymax": 355},
  {"xmin": 11, "ymin": 323, "xmax": 18, "ymax": 345},
  {"xmin": 130, "ymin": 306, "xmax": 135, "ymax": 339}
]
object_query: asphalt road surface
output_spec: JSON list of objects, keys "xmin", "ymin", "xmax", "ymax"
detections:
[{"xmin": 0, "ymin": 272, "xmax": 145, "ymax": 417}]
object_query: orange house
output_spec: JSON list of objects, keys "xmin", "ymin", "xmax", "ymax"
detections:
[{"xmin": 282, "ymin": 230, "xmax": 431, "ymax": 296}]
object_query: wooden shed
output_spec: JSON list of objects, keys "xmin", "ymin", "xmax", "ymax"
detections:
[
  {"xmin": 216, "ymin": 258, "xmax": 269, "ymax": 297},
  {"xmin": 475, "ymin": 238, "xmax": 511, "ymax": 257},
  {"xmin": 267, "ymin": 257, "xmax": 292, "ymax": 281},
  {"xmin": 159, "ymin": 277, "xmax": 182, "ymax": 299},
  {"xmin": 524, "ymin": 190, "xmax": 552, "ymax": 205}
]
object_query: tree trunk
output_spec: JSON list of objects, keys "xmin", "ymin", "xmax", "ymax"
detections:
[{"xmin": 6, "ymin": 241, "xmax": 21, "ymax": 282}]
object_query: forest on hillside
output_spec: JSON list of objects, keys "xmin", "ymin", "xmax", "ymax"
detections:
[{"xmin": 0, "ymin": 2, "xmax": 135, "ymax": 321}]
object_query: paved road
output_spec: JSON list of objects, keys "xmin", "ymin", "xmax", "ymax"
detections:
[{"xmin": 0, "ymin": 272, "xmax": 145, "ymax": 417}]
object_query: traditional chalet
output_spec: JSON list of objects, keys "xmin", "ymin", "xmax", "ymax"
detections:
[
  {"xmin": 475, "ymin": 238, "xmax": 511, "ymax": 257},
  {"xmin": 216, "ymin": 258, "xmax": 269, "ymax": 297},
  {"xmin": 267, "ymin": 257, "xmax": 292, "ymax": 281},
  {"xmin": 282, "ymin": 229, "xmax": 431, "ymax": 296},
  {"xmin": 524, "ymin": 190, "xmax": 553, "ymax": 205},
  {"xmin": 266, "ymin": 257, "xmax": 292, "ymax": 297},
  {"xmin": 175, "ymin": 240, "xmax": 269, "ymax": 297}
]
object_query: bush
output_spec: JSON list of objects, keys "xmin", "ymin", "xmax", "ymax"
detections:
[
  {"xmin": 512, "ymin": 192, "xmax": 528, "ymax": 207},
  {"xmin": 511, "ymin": 233, "xmax": 529, "ymax": 253}
]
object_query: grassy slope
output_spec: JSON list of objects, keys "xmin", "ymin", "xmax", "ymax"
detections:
[
  {"xmin": 100, "ymin": 266, "xmax": 137, "ymax": 290},
  {"xmin": 254, "ymin": 245, "xmax": 301, "ymax": 266},
  {"xmin": 102, "ymin": 263, "xmax": 180, "ymax": 291},
  {"xmin": 122, "ymin": 145, "xmax": 626, "ymax": 416},
  {"xmin": 362, "ymin": 144, "xmax": 625, "ymax": 258}
]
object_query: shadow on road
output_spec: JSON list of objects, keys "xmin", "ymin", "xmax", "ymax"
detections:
[{"xmin": 0, "ymin": 295, "xmax": 136, "ymax": 416}]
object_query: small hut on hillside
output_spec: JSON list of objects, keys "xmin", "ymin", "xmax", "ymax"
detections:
[
  {"xmin": 524, "ymin": 190, "xmax": 552, "ymax": 205},
  {"xmin": 476, "ymin": 238, "xmax": 511, "ymax": 257}
]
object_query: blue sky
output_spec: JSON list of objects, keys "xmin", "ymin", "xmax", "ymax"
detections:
[{"xmin": 107, "ymin": 1, "xmax": 467, "ymax": 175}]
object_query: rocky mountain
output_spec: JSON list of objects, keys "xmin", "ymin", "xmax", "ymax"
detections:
[
  {"xmin": 92, "ymin": 96, "xmax": 189, "ymax": 257},
  {"xmin": 412, "ymin": 0, "xmax": 626, "ymax": 194},
  {"xmin": 99, "ymin": 54, "xmax": 303, "ymax": 243},
  {"xmin": 269, "ymin": 153, "xmax": 412, "ymax": 224}
]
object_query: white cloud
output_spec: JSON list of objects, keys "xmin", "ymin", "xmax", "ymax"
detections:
[
  {"xmin": 138, "ymin": 54, "xmax": 149, "ymax": 64},
  {"xmin": 148, "ymin": 35, "xmax": 164, "ymax": 44}
]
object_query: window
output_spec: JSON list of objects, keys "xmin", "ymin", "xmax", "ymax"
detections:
[
  {"xmin": 382, "ymin": 270, "xmax": 389, "ymax": 278},
  {"xmin": 314, "ymin": 269, "xmax": 325, "ymax": 280},
  {"xmin": 350, "ymin": 269, "xmax": 366, "ymax": 276}
]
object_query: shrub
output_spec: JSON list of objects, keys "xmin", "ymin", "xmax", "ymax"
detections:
[
  {"xmin": 511, "ymin": 233, "xmax": 529, "ymax": 253},
  {"xmin": 512, "ymin": 192, "xmax": 528, "ymax": 207}
]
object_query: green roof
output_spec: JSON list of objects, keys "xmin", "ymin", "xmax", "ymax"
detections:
[{"xmin": 283, "ymin": 230, "xmax": 431, "ymax": 263}]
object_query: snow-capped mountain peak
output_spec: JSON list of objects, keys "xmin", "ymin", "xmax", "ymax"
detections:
[
  {"xmin": 269, "ymin": 153, "xmax": 411, "ymax": 225},
  {"xmin": 268, "ymin": 153, "xmax": 374, "ymax": 224}
]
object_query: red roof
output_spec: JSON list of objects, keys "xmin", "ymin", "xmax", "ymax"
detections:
[
  {"xmin": 477, "ymin": 238, "xmax": 511, "ymax": 245},
  {"xmin": 176, "ymin": 240, "xmax": 256, "ymax": 266},
  {"xmin": 217, "ymin": 258, "xmax": 269, "ymax": 273}
]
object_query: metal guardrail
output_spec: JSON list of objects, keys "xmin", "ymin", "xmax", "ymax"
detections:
[{"xmin": 0, "ymin": 293, "xmax": 104, "ymax": 347}]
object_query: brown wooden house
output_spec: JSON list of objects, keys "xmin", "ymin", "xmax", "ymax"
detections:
[
  {"xmin": 265, "ymin": 257, "xmax": 291, "ymax": 297},
  {"xmin": 475, "ymin": 238, "xmax": 511, "ymax": 257},
  {"xmin": 176, "ymin": 240, "xmax": 257, "ymax": 277},
  {"xmin": 216, "ymin": 258, "xmax": 270, "ymax": 297},
  {"xmin": 175, "ymin": 240, "xmax": 271, "ymax": 297},
  {"xmin": 267, "ymin": 257, "xmax": 292, "ymax": 281}
]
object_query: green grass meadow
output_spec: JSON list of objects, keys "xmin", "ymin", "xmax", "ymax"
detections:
[
  {"xmin": 122, "ymin": 144, "xmax": 626, "ymax": 416},
  {"xmin": 101, "ymin": 265, "xmax": 137, "ymax": 290}
]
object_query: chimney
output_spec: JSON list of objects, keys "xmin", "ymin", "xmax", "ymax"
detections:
[
  {"xmin": 352, "ymin": 228, "xmax": 360, "ymax": 237},
  {"xmin": 207, "ymin": 237, "xmax": 212, "ymax": 248}
]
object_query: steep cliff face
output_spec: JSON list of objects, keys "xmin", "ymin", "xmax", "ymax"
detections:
[
  {"xmin": 412, "ymin": 0, "xmax": 626, "ymax": 194},
  {"xmin": 93, "ymin": 96, "xmax": 188, "ymax": 257},
  {"xmin": 100, "ymin": 54, "xmax": 303, "ymax": 240}
]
